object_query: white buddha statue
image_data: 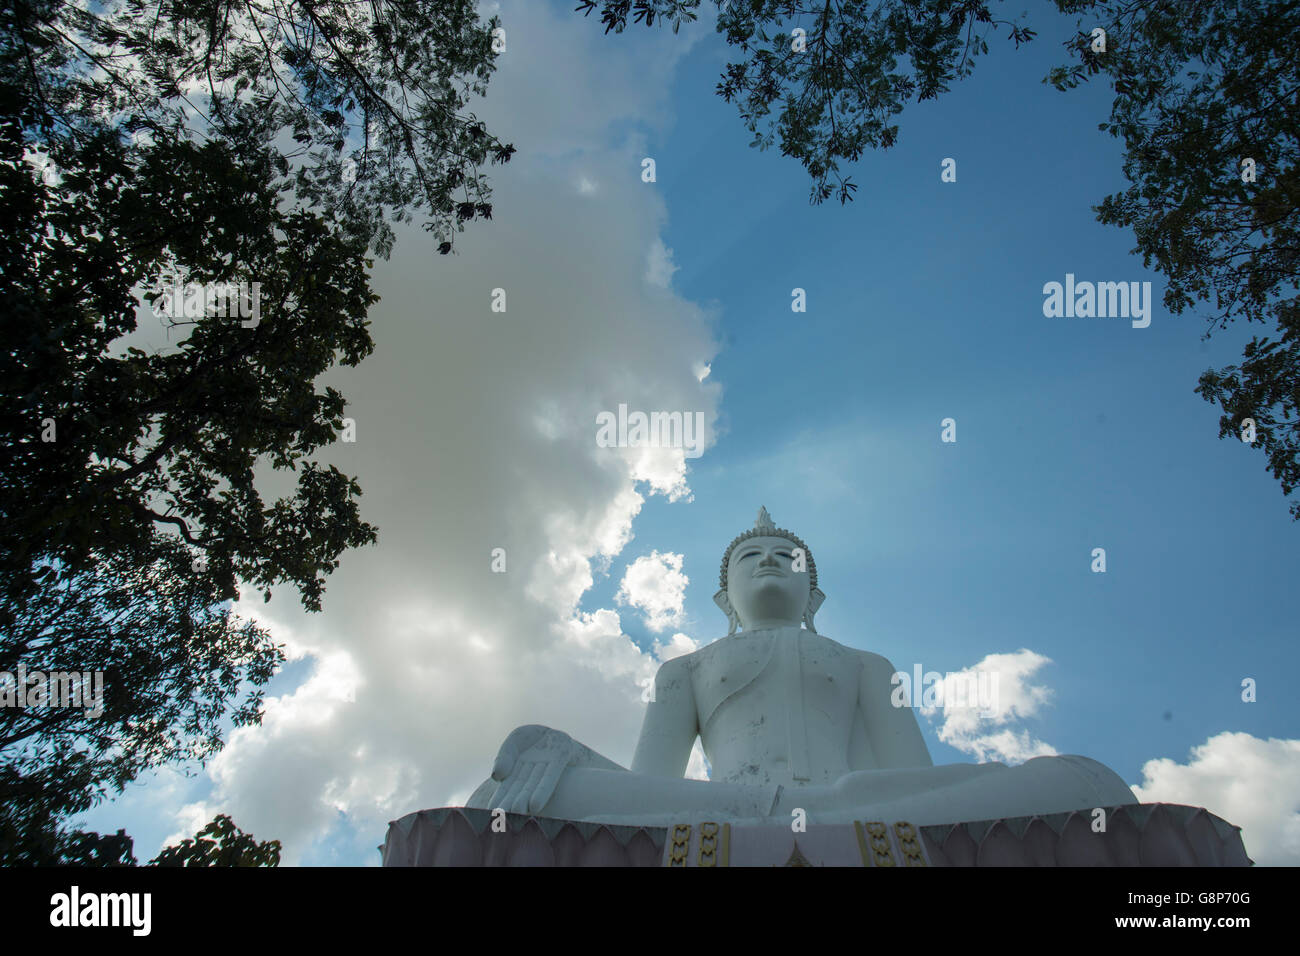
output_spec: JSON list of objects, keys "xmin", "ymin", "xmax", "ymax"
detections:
[{"xmin": 466, "ymin": 508, "xmax": 1136, "ymax": 827}]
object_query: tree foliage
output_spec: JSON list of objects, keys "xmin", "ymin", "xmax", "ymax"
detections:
[
  {"xmin": 0, "ymin": 797, "xmax": 138, "ymax": 865},
  {"xmin": 579, "ymin": 0, "xmax": 1300, "ymax": 518},
  {"xmin": 4, "ymin": 0, "xmax": 515, "ymax": 256},
  {"xmin": 2, "ymin": 807, "xmax": 279, "ymax": 866},
  {"xmin": 150, "ymin": 813, "xmax": 280, "ymax": 866},
  {"xmin": 1, "ymin": 0, "xmax": 512, "ymax": 854},
  {"xmin": 0, "ymin": 73, "xmax": 355, "ymax": 850},
  {"xmin": 1, "ymin": 83, "xmax": 379, "ymax": 606},
  {"xmin": 0, "ymin": 538, "xmax": 284, "ymax": 847},
  {"xmin": 578, "ymin": 0, "xmax": 1035, "ymax": 204}
]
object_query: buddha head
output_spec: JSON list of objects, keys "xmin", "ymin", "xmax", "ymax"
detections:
[{"xmin": 714, "ymin": 507, "xmax": 826, "ymax": 634}]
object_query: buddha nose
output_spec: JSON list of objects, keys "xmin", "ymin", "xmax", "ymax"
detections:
[{"xmin": 758, "ymin": 550, "xmax": 779, "ymax": 569}]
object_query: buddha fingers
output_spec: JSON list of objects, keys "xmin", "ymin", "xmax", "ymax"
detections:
[
  {"xmin": 492, "ymin": 761, "xmax": 529, "ymax": 814},
  {"xmin": 508, "ymin": 761, "xmax": 548, "ymax": 815},
  {"xmin": 533, "ymin": 760, "xmax": 567, "ymax": 815}
]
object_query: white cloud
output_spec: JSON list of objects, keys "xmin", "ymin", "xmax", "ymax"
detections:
[
  {"xmin": 469, "ymin": 1, "xmax": 705, "ymax": 158},
  {"xmin": 645, "ymin": 238, "xmax": 678, "ymax": 288},
  {"xmin": 1132, "ymin": 732, "xmax": 1300, "ymax": 866},
  {"xmin": 628, "ymin": 443, "xmax": 696, "ymax": 502},
  {"xmin": 920, "ymin": 650, "xmax": 1058, "ymax": 764},
  {"xmin": 653, "ymin": 632, "xmax": 699, "ymax": 662},
  {"xmin": 560, "ymin": 608, "xmax": 651, "ymax": 684},
  {"xmin": 617, "ymin": 551, "xmax": 689, "ymax": 632}
]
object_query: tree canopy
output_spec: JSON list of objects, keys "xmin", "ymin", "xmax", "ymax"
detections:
[
  {"xmin": 1, "ymin": 0, "xmax": 513, "ymax": 858},
  {"xmin": 6, "ymin": 0, "xmax": 515, "ymax": 255},
  {"xmin": 150, "ymin": 813, "xmax": 280, "ymax": 866}
]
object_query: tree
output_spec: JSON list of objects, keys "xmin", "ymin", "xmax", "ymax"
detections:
[
  {"xmin": 577, "ymin": 0, "xmax": 1300, "ymax": 519},
  {"xmin": 4, "ymin": 0, "xmax": 515, "ymax": 256},
  {"xmin": 1, "ymin": 83, "xmax": 379, "ymax": 604},
  {"xmin": 0, "ymin": 538, "xmax": 284, "ymax": 860},
  {"xmin": 577, "ymin": 0, "xmax": 1036, "ymax": 204},
  {"xmin": 0, "ymin": 83, "xmax": 324, "ymax": 855},
  {"xmin": 1, "ymin": 0, "xmax": 514, "ymax": 853},
  {"xmin": 1, "ymin": 809, "xmax": 280, "ymax": 866},
  {"xmin": 150, "ymin": 814, "xmax": 280, "ymax": 867},
  {"xmin": 0, "ymin": 798, "xmax": 138, "ymax": 865}
]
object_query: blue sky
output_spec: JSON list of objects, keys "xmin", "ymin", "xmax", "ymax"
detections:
[{"xmin": 80, "ymin": 0, "xmax": 1297, "ymax": 865}]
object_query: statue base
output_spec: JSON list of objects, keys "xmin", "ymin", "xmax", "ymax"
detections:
[{"xmin": 381, "ymin": 803, "xmax": 1251, "ymax": 866}]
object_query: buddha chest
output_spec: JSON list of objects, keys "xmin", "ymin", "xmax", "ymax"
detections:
[{"xmin": 692, "ymin": 628, "xmax": 862, "ymax": 787}]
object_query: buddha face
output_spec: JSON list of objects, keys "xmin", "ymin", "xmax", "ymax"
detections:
[{"xmin": 725, "ymin": 535, "xmax": 810, "ymax": 630}]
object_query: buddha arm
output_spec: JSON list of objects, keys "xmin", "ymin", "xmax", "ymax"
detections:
[
  {"xmin": 855, "ymin": 651, "xmax": 933, "ymax": 769},
  {"xmin": 630, "ymin": 657, "xmax": 699, "ymax": 778}
]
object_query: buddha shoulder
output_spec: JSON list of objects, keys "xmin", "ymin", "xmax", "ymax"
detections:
[
  {"xmin": 652, "ymin": 634, "xmax": 773, "ymax": 705},
  {"xmin": 853, "ymin": 649, "xmax": 902, "ymax": 685},
  {"xmin": 651, "ymin": 634, "xmax": 746, "ymax": 682}
]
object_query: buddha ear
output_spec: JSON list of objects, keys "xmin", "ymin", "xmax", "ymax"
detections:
[
  {"xmin": 804, "ymin": 587, "xmax": 826, "ymax": 633},
  {"xmin": 714, "ymin": 588, "xmax": 739, "ymax": 635}
]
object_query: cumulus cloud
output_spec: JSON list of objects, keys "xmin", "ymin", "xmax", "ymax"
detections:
[
  {"xmin": 627, "ymin": 444, "xmax": 696, "ymax": 502},
  {"xmin": 645, "ymin": 238, "xmax": 679, "ymax": 289},
  {"xmin": 1132, "ymin": 732, "xmax": 1300, "ymax": 866},
  {"xmin": 99, "ymin": 0, "xmax": 720, "ymax": 864},
  {"xmin": 919, "ymin": 650, "xmax": 1058, "ymax": 764},
  {"xmin": 559, "ymin": 608, "xmax": 651, "ymax": 684},
  {"xmin": 653, "ymin": 632, "xmax": 699, "ymax": 662},
  {"xmin": 617, "ymin": 551, "xmax": 689, "ymax": 632}
]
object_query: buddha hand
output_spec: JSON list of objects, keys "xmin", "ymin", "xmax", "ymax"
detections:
[{"xmin": 489, "ymin": 724, "xmax": 577, "ymax": 815}]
